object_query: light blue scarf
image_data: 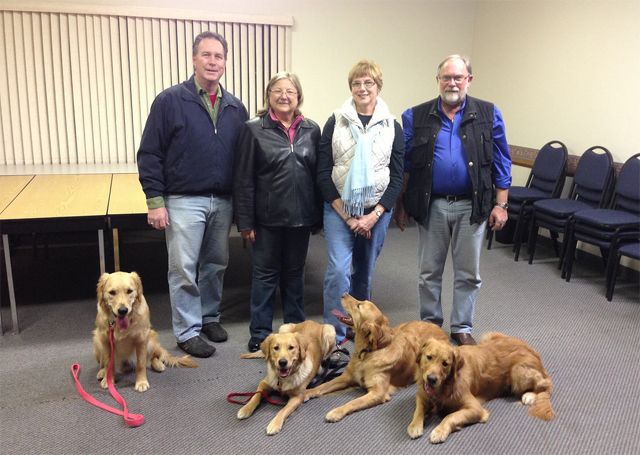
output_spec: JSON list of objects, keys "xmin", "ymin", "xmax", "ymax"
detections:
[{"xmin": 342, "ymin": 123, "xmax": 375, "ymax": 217}]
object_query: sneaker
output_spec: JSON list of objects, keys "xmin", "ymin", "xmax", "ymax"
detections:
[
  {"xmin": 201, "ymin": 322, "xmax": 228, "ymax": 342},
  {"xmin": 177, "ymin": 335, "xmax": 216, "ymax": 358},
  {"xmin": 248, "ymin": 337, "xmax": 263, "ymax": 352}
]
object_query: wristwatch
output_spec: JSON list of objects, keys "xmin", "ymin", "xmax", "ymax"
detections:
[
  {"xmin": 374, "ymin": 208, "xmax": 383, "ymax": 218},
  {"xmin": 495, "ymin": 202, "xmax": 509, "ymax": 210}
]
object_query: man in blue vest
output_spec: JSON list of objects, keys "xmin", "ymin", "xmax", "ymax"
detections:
[
  {"xmin": 396, "ymin": 55, "xmax": 511, "ymax": 345},
  {"xmin": 137, "ymin": 32, "xmax": 248, "ymax": 357}
]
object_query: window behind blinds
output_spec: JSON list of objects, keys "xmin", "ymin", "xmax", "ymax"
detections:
[{"xmin": 0, "ymin": 6, "xmax": 292, "ymax": 166}]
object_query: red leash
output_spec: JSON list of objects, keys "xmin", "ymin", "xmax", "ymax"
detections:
[
  {"xmin": 71, "ymin": 326, "xmax": 145, "ymax": 427},
  {"xmin": 227, "ymin": 390, "xmax": 286, "ymax": 406}
]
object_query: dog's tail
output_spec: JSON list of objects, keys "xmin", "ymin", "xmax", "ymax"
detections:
[
  {"xmin": 529, "ymin": 389, "xmax": 555, "ymax": 421},
  {"xmin": 159, "ymin": 348, "xmax": 198, "ymax": 368},
  {"xmin": 240, "ymin": 351, "xmax": 265, "ymax": 359}
]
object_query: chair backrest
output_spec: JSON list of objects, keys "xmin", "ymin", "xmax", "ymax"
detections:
[
  {"xmin": 613, "ymin": 153, "xmax": 640, "ymax": 215},
  {"xmin": 527, "ymin": 140, "xmax": 568, "ymax": 197},
  {"xmin": 573, "ymin": 146, "xmax": 615, "ymax": 208}
]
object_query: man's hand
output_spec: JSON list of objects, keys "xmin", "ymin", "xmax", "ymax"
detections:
[
  {"xmin": 147, "ymin": 207, "xmax": 169, "ymax": 230},
  {"xmin": 241, "ymin": 229, "xmax": 256, "ymax": 243},
  {"xmin": 488, "ymin": 205, "xmax": 508, "ymax": 231}
]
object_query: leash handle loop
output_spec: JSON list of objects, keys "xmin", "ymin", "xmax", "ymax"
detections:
[{"xmin": 71, "ymin": 327, "xmax": 144, "ymax": 427}]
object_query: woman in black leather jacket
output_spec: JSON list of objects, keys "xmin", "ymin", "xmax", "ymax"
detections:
[{"xmin": 233, "ymin": 72, "xmax": 321, "ymax": 352}]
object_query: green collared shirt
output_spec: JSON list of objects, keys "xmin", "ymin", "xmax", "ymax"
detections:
[
  {"xmin": 145, "ymin": 80, "xmax": 223, "ymax": 210},
  {"xmin": 195, "ymin": 79, "xmax": 222, "ymax": 125}
]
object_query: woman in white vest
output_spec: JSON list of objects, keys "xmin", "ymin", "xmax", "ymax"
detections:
[{"xmin": 316, "ymin": 60, "xmax": 404, "ymax": 348}]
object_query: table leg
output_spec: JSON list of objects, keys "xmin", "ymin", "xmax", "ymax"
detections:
[
  {"xmin": 2, "ymin": 234, "xmax": 18, "ymax": 333},
  {"xmin": 113, "ymin": 228, "xmax": 121, "ymax": 272},
  {"xmin": 98, "ymin": 229, "xmax": 105, "ymax": 275}
]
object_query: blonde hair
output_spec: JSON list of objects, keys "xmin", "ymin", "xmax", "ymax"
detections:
[
  {"xmin": 348, "ymin": 59, "xmax": 383, "ymax": 90},
  {"xmin": 257, "ymin": 71, "xmax": 304, "ymax": 116}
]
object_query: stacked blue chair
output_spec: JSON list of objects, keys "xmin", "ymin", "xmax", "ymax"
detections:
[
  {"xmin": 487, "ymin": 140, "xmax": 568, "ymax": 262},
  {"xmin": 605, "ymin": 241, "xmax": 640, "ymax": 301},
  {"xmin": 563, "ymin": 153, "xmax": 640, "ymax": 290},
  {"xmin": 527, "ymin": 146, "xmax": 615, "ymax": 268}
]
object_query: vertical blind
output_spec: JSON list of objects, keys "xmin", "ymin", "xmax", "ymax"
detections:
[{"xmin": 0, "ymin": 7, "xmax": 292, "ymax": 166}]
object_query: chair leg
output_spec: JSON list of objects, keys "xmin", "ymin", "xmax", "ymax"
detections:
[
  {"xmin": 564, "ymin": 238, "xmax": 577, "ymax": 282},
  {"xmin": 487, "ymin": 228, "xmax": 494, "ymax": 250},
  {"xmin": 550, "ymin": 231, "xmax": 560, "ymax": 257},
  {"xmin": 513, "ymin": 215, "xmax": 527, "ymax": 262},
  {"xmin": 527, "ymin": 222, "xmax": 540, "ymax": 264},
  {"xmin": 559, "ymin": 222, "xmax": 573, "ymax": 271},
  {"xmin": 605, "ymin": 251, "xmax": 621, "ymax": 302}
]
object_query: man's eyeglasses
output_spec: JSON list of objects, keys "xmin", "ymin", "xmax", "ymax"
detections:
[
  {"xmin": 270, "ymin": 88, "xmax": 298, "ymax": 97},
  {"xmin": 350, "ymin": 80, "xmax": 376, "ymax": 89},
  {"xmin": 438, "ymin": 75, "xmax": 470, "ymax": 84}
]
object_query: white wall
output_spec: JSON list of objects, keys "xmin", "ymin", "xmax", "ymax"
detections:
[{"xmin": 472, "ymin": 0, "xmax": 640, "ymax": 164}]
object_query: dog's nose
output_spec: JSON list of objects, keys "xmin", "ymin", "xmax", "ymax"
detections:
[
  {"xmin": 117, "ymin": 307, "xmax": 128, "ymax": 316},
  {"xmin": 427, "ymin": 374, "xmax": 437, "ymax": 386},
  {"xmin": 278, "ymin": 359, "xmax": 288, "ymax": 368}
]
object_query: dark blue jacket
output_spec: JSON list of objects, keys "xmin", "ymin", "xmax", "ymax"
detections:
[{"xmin": 137, "ymin": 76, "xmax": 248, "ymax": 200}]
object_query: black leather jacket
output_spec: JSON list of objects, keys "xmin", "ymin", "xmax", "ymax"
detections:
[
  {"xmin": 233, "ymin": 113, "xmax": 321, "ymax": 230},
  {"xmin": 404, "ymin": 96, "xmax": 496, "ymax": 224}
]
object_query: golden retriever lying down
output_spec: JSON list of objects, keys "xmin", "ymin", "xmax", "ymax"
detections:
[
  {"xmin": 237, "ymin": 320, "xmax": 336, "ymax": 434},
  {"xmin": 92, "ymin": 272, "xmax": 197, "ymax": 392},
  {"xmin": 408, "ymin": 332, "xmax": 554, "ymax": 443},
  {"xmin": 305, "ymin": 294, "xmax": 449, "ymax": 422}
]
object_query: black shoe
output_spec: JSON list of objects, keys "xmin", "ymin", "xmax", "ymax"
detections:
[
  {"xmin": 345, "ymin": 327, "xmax": 355, "ymax": 341},
  {"xmin": 201, "ymin": 322, "xmax": 228, "ymax": 342},
  {"xmin": 450, "ymin": 332, "xmax": 477, "ymax": 346},
  {"xmin": 323, "ymin": 347, "xmax": 350, "ymax": 370},
  {"xmin": 248, "ymin": 337, "xmax": 263, "ymax": 352},
  {"xmin": 177, "ymin": 335, "xmax": 216, "ymax": 358}
]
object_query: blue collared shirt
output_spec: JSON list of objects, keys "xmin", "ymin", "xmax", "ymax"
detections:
[{"xmin": 402, "ymin": 98, "xmax": 512, "ymax": 194}]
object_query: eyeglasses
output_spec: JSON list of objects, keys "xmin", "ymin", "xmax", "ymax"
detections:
[
  {"xmin": 438, "ymin": 75, "xmax": 470, "ymax": 84},
  {"xmin": 270, "ymin": 88, "xmax": 298, "ymax": 97},
  {"xmin": 350, "ymin": 80, "xmax": 376, "ymax": 89}
]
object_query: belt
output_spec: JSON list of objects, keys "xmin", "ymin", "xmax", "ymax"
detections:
[{"xmin": 434, "ymin": 194, "xmax": 471, "ymax": 202}]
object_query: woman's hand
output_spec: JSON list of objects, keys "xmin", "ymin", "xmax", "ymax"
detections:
[{"xmin": 241, "ymin": 229, "xmax": 256, "ymax": 243}]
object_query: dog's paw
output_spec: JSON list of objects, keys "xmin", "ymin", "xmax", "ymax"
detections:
[
  {"xmin": 266, "ymin": 420, "xmax": 283, "ymax": 435},
  {"xmin": 521, "ymin": 392, "xmax": 536, "ymax": 406},
  {"xmin": 325, "ymin": 408, "xmax": 345, "ymax": 423},
  {"xmin": 407, "ymin": 423, "xmax": 424, "ymax": 439},
  {"xmin": 429, "ymin": 426, "xmax": 450, "ymax": 444},
  {"xmin": 134, "ymin": 380, "xmax": 150, "ymax": 392},
  {"xmin": 237, "ymin": 405, "xmax": 255, "ymax": 420},
  {"xmin": 100, "ymin": 377, "xmax": 109, "ymax": 389},
  {"xmin": 97, "ymin": 368, "xmax": 106, "ymax": 381},
  {"xmin": 480, "ymin": 408, "xmax": 490, "ymax": 423},
  {"xmin": 151, "ymin": 358, "xmax": 165, "ymax": 372}
]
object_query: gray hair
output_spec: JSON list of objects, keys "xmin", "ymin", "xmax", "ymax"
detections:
[
  {"xmin": 192, "ymin": 31, "xmax": 228, "ymax": 58},
  {"xmin": 257, "ymin": 71, "xmax": 304, "ymax": 117},
  {"xmin": 437, "ymin": 54, "xmax": 472, "ymax": 75}
]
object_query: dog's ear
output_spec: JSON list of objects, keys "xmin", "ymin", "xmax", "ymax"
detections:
[
  {"xmin": 260, "ymin": 335, "xmax": 274, "ymax": 359},
  {"xmin": 361, "ymin": 321, "xmax": 392, "ymax": 350},
  {"xmin": 452, "ymin": 348, "xmax": 465, "ymax": 375},
  {"xmin": 96, "ymin": 273, "xmax": 110, "ymax": 306},
  {"xmin": 295, "ymin": 333, "xmax": 308, "ymax": 361},
  {"xmin": 130, "ymin": 271, "xmax": 143, "ymax": 298}
]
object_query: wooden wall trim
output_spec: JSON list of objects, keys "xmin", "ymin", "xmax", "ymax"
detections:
[{"xmin": 509, "ymin": 144, "xmax": 624, "ymax": 177}]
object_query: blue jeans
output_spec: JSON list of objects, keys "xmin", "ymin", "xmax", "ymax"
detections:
[
  {"xmin": 164, "ymin": 195, "xmax": 233, "ymax": 342},
  {"xmin": 322, "ymin": 202, "xmax": 392, "ymax": 343},
  {"xmin": 249, "ymin": 225, "xmax": 310, "ymax": 340},
  {"xmin": 418, "ymin": 197, "xmax": 486, "ymax": 334}
]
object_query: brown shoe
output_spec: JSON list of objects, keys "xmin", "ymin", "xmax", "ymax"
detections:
[{"xmin": 451, "ymin": 332, "xmax": 477, "ymax": 346}]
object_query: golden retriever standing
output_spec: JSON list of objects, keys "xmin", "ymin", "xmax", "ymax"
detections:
[
  {"xmin": 92, "ymin": 271, "xmax": 197, "ymax": 392},
  {"xmin": 408, "ymin": 332, "xmax": 554, "ymax": 443},
  {"xmin": 237, "ymin": 320, "xmax": 336, "ymax": 435},
  {"xmin": 305, "ymin": 294, "xmax": 449, "ymax": 422}
]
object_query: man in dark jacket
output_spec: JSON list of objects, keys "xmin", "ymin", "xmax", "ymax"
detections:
[
  {"xmin": 396, "ymin": 55, "xmax": 511, "ymax": 346},
  {"xmin": 137, "ymin": 31, "xmax": 248, "ymax": 358}
]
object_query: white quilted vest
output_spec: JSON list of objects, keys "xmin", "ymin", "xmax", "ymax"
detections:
[{"xmin": 331, "ymin": 97, "xmax": 396, "ymax": 208}]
